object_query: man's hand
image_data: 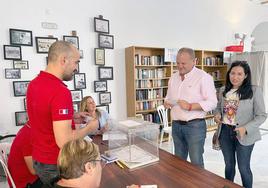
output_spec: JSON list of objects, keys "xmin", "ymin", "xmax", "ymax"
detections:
[
  {"xmin": 177, "ymin": 100, "xmax": 190, "ymax": 110},
  {"xmin": 73, "ymin": 112, "xmax": 90, "ymax": 124},
  {"xmin": 214, "ymin": 113, "xmax": 221, "ymax": 124},
  {"xmin": 164, "ymin": 100, "xmax": 172, "ymax": 109}
]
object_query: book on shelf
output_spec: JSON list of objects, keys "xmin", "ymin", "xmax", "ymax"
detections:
[
  {"xmin": 203, "ymin": 56, "xmax": 223, "ymax": 66},
  {"xmin": 135, "ymin": 54, "xmax": 164, "ymax": 66}
]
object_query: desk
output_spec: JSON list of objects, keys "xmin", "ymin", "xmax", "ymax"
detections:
[{"xmin": 93, "ymin": 136, "xmax": 242, "ymax": 188}]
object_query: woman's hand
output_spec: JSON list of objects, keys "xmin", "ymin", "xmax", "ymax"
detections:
[
  {"xmin": 235, "ymin": 127, "xmax": 247, "ymax": 140},
  {"xmin": 214, "ymin": 113, "xmax": 221, "ymax": 124}
]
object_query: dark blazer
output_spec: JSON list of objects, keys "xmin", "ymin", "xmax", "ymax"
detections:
[{"xmin": 215, "ymin": 85, "xmax": 267, "ymax": 146}]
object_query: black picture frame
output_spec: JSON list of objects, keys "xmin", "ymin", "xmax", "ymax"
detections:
[
  {"xmin": 73, "ymin": 102, "xmax": 80, "ymax": 113},
  {"xmin": 98, "ymin": 66, "xmax": 113, "ymax": 80},
  {"xmin": 94, "ymin": 17, "xmax": 110, "ymax": 34},
  {"xmin": 70, "ymin": 90, "xmax": 83, "ymax": 102},
  {"xmin": 9, "ymin": 28, "xmax": 33, "ymax": 46},
  {"xmin": 96, "ymin": 105, "xmax": 109, "ymax": 113},
  {"xmin": 98, "ymin": 34, "xmax": 114, "ymax": 49},
  {"xmin": 24, "ymin": 98, "xmax": 27, "ymax": 110},
  {"xmin": 94, "ymin": 80, "xmax": 107, "ymax": 92},
  {"xmin": 13, "ymin": 60, "xmax": 29, "ymax": 69},
  {"xmin": 94, "ymin": 48, "xmax": 105, "ymax": 66},
  {"xmin": 63, "ymin": 35, "xmax": 79, "ymax": 49},
  {"xmin": 3, "ymin": 45, "xmax": 22, "ymax": 60},
  {"xmin": 15, "ymin": 111, "xmax": 28, "ymax": 126},
  {"xmin": 35, "ymin": 37, "xmax": 58, "ymax": 53},
  {"xmin": 5, "ymin": 68, "xmax": 21, "ymax": 79},
  {"xmin": 13, "ymin": 81, "xmax": 30, "ymax": 97},
  {"xmin": 99, "ymin": 92, "xmax": 111, "ymax": 104},
  {"xmin": 74, "ymin": 73, "xmax": 86, "ymax": 90},
  {"xmin": 79, "ymin": 50, "xmax": 83, "ymax": 59}
]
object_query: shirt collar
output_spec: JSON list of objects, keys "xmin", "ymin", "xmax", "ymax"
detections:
[
  {"xmin": 39, "ymin": 71, "xmax": 67, "ymax": 87},
  {"xmin": 184, "ymin": 66, "xmax": 196, "ymax": 79}
]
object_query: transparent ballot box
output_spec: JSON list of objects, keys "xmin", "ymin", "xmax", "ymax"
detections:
[{"xmin": 107, "ymin": 119, "xmax": 160, "ymax": 170}]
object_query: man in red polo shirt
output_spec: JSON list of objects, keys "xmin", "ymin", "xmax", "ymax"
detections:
[{"xmin": 26, "ymin": 41, "xmax": 98, "ymax": 186}]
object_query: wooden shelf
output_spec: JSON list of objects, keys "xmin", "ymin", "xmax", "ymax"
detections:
[
  {"xmin": 135, "ymin": 77, "xmax": 170, "ymax": 80},
  {"xmin": 136, "ymin": 86, "xmax": 168, "ymax": 90},
  {"xmin": 136, "ymin": 98, "xmax": 165, "ymax": 102}
]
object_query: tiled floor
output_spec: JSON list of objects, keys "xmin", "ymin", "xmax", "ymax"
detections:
[
  {"xmin": 160, "ymin": 130, "xmax": 268, "ymax": 188},
  {"xmin": 1, "ymin": 131, "xmax": 268, "ymax": 188}
]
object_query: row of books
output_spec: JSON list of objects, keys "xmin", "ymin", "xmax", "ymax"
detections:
[
  {"xmin": 135, "ymin": 68, "xmax": 167, "ymax": 79},
  {"xmin": 136, "ymin": 88, "xmax": 167, "ymax": 101},
  {"xmin": 142, "ymin": 112, "xmax": 161, "ymax": 123},
  {"xmin": 203, "ymin": 57, "xmax": 223, "ymax": 65},
  {"xmin": 136, "ymin": 100, "xmax": 164, "ymax": 111},
  {"xmin": 135, "ymin": 54, "xmax": 165, "ymax": 65},
  {"xmin": 208, "ymin": 70, "xmax": 221, "ymax": 80},
  {"xmin": 135, "ymin": 80, "xmax": 167, "ymax": 88}
]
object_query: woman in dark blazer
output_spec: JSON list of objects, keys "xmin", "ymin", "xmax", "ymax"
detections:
[{"xmin": 214, "ymin": 61, "xmax": 267, "ymax": 188}]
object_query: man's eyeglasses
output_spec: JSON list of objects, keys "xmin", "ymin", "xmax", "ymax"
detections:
[{"xmin": 90, "ymin": 158, "xmax": 107, "ymax": 168}]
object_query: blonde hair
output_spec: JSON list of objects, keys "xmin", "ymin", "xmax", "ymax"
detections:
[
  {"xmin": 79, "ymin": 96, "xmax": 101, "ymax": 118},
  {"xmin": 58, "ymin": 139, "xmax": 99, "ymax": 179}
]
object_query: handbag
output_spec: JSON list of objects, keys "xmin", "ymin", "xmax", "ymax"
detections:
[{"xmin": 212, "ymin": 124, "xmax": 221, "ymax": 151}]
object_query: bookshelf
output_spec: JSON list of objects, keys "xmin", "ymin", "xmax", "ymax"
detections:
[{"xmin": 125, "ymin": 46, "xmax": 227, "ymax": 131}]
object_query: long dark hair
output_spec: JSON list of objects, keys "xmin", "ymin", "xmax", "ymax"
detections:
[{"xmin": 223, "ymin": 61, "xmax": 253, "ymax": 100}]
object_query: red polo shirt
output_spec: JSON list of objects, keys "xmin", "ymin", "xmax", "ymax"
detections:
[
  {"xmin": 27, "ymin": 71, "xmax": 74, "ymax": 164},
  {"xmin": 8, "ymin": 124, "xmax": 38, "ymax": 188}
]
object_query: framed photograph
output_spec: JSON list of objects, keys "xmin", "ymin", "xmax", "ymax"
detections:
[
  {"xmin": 70, "ymin": 90, "xmax": 83, "ymax": 102},
  {"xmin": 79, "ymin": 50, "xmax": 83, "ymax": 59},
  {"xmin": 94, "ymin": 80, "xmax": 107, "ymax": 92},
  {"xmin": 96, "ymin": 105, "xmax": 109, "ymax": 113},
  {"xmin": 15, "ymin": 111, "xmax": 28, "ymax": 126},
  {"xmin": 74, "ymin": 73, "xmax": 86, "ymax": 90},
  {"xmin": 35, "ymin": 37, "xmax": 58, "ymax": 53},
  {"xmin": 9, "ymin": 28, "xmax": 33, "ymax": 46},
  {"xmin": 24, "ymin": 98, "xmax": 27, "ymax": 110},
  {"xmin": 98, "ymin": 66, "xmax": 113, "ymax": 80},
  {"xmin": 73, "ymin": 102, "xmax": 80, "ymax": 113},
  {"xmin": 98, "ymin": 34, "xmax": 114, "ymax": 49},
  {"xmin": 3, "ymin": 45, "xmax": 22, "ymax": 60},
  {"xmin": 99, "ymin": 92, "xmax": 111, "ymax": 104},
  {"xmin": 95, "ymin": 48, "xmax": 105, "ymax": 66},
  {"xmin": 13, "ymin": 81, "xmax": 30, "ymax": 97},
  {"xmin": 13, "ymin": 60, "xmax": 29, "ymax": 69},
  {"xmin": 5, "ymin": 68, "xmax": 21, "ymax": 79},
  {"xmin": 63, "ymin": 36, "xmax": 79, "ymax": 49},
  {"xmin": 94, "ymin": 17, "xmax": 110, "ymax": 34}
]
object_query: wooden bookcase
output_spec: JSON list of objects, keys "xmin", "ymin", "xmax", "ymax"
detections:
[{"xmin": 125, "ymin": 46, "xmax": 227, "ymax": 131}]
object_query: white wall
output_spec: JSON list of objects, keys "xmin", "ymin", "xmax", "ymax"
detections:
[{"xmin": 1, "ymin": 0, "xmax": 268, "ymax": 134}]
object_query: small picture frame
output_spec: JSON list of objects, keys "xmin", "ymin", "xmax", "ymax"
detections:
[
  {"xmin": 98, "ymin": 34, "xmax": 114, "ymax": 49},
  {"xmin": 73, "ymin": 102, "xmax": 79, "ymax": 113},
  {"xmin": 70, "ymin": 90, "xmax": 83, "ymax": 102},
  {"xmin": 9, "ymin": 28, "xmax": 33, "ymax": 46},
  {"xmin": 63, "ymin": 36, "xmax": 79, "ymax": 49},
  {"xmin": 98, "ymin": 66, "xmax": 113, "ymax": 80},
  {"xmin": 3, "ymin": 45, "xmax": 22, "ymax": 60},
  {"xmin": 24, "ymin": 98, "xmax": 27, "ymax": 110},
  {"xmin": 96, "ymin": 105, "xmax": 109, "ymax": 113},
  {"xmin": 13, "ymin": 81, "xmax": 30, "ymax": 97},
  {"xmin": 13, "ymin": 60, "xmax": 29, "ymax": 69},
  {"xmin": 15, "ymin": 111, "xmax": 28, "ymax": 126},
  {"xmin": 99, "ymin": 92, "xmax": 111, "ymax": 104},
  {"xmin": 79, "ymin": 50, "xmax": 84, "ymax": 59},
  {"xmin": 94, "ymin": 80, "xmax": 107, "ymax": 92},
  {"xmin": 74, "ymin": 73, "xmax": 86, "ymax": 90},
  {"xmin": 5, "ymin": 68, "xmax": 21, "ymax": 79},
  {"xmin": 35, "ymin": 37, "xmax": 58, "ymax": 53},
  {"xmin": 94, "ymin": 48, "xmax": 105, "ymax": 66},
  {"xmin": 94, "ymin": 17, "xmax": 110, "ymax": 34}
]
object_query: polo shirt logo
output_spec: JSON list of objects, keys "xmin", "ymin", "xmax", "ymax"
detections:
[{"xmin": 59, "ymin": 109, "xmax": 69, "ymax": 115}]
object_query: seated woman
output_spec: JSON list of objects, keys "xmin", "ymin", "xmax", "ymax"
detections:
[
  {"xmin": 8, "ymin": 122, "xmax": 43, "ymax": 188},
  {"xmin": 79, "ymin": 96, "xmax": 110, "ymax": 134},
  {"xmin": 54, "ymin": 138, "xmax": 138, "ymax": 188}
]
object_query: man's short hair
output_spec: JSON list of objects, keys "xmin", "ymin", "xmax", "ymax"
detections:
[
  {"xmin": 48, "ymin": 41, "xmax": 74, "ymax": 63},
  {"xmin": 177, "ymin": 47, "xmax": 195, "ymax": 60},
  {"xmin": 58, "ymin": 139, "xmax": 99, "ymax": 179}
]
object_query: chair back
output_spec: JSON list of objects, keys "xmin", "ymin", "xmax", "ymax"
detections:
[{"xmin": 157, "ymin": 105, "xmax": 169, "ymax": 128}]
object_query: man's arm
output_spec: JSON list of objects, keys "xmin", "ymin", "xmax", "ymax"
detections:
[
  {"xmin": 53, "ymin": 119, "xmax": 98, "ymax": 148},
  {"xmin": 24, "ymin": 156, "xmax": 35, "ymax": 175}
]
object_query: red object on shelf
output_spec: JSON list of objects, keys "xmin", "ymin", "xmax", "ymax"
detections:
[{"xmin": 225, "ymin": 45, "xmax": 244, "ymax": 52}]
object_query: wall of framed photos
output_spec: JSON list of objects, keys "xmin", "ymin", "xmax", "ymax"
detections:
[{"xmin": 1, "ymin": 0, "xmax": 268, "ymax": 134}]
